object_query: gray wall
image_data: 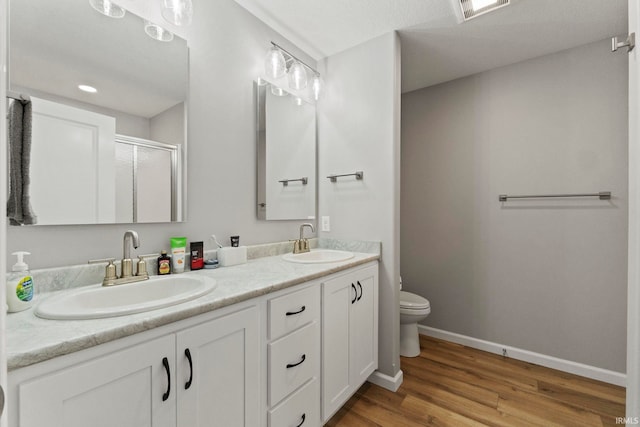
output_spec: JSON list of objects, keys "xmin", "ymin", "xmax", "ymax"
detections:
[
  {"xmin": 318, "ymin": 32, "xmax": 401, "ymax": 379},
  {"xmin": 7, "ymin": 0, "xmax": 317, "ymax": 269},
  {"xmin": 401, "ymin": 39, "xmax": 628, "ymax": 372}
]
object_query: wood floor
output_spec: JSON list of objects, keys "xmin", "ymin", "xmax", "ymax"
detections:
[{"xmin": 326, "ymin": 335, "xmax": 625, "ymax": 427}]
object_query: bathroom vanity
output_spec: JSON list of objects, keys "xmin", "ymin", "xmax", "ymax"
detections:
[{"xmin": 6, "ymin": 247, "xmax": 379, "ymax": 427}]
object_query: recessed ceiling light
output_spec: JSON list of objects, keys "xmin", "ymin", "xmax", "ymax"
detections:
[
  {"xmin": 78, "ymin": 85, "xmax": 98, "ymax": 93},
  {"xmin": 456, "ymin": 0, "xmax": 510, "ymax": 21}
]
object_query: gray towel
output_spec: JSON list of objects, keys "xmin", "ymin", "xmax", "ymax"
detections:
[{"xmin": 7, "ymin": 99, "xmax": 37, "ymax": 225}]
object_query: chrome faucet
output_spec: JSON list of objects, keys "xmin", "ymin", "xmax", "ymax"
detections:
[
  {"xmin": 121, "ymin": 230, "xmax": 140, "ymax": 278},
  {"xmin": 293, "ymin": 223, "xmax": 315, "ymax": 254}
]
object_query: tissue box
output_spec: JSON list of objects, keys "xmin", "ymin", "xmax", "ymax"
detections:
[{"xmin": 217, "ymin": 246, "xmax": 247, "ymax": 267}]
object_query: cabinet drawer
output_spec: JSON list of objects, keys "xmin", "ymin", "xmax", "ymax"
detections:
[
  {"xmin": 268, "ymin": 285, "xmax": 320, "ymax": 340},
  {"xmin": 268, "ymin": 321, "xmax": 319, "ymax": 406},
  {"xmin": 268, "ymin": 378, "xmax": 320, "ymax": 427}
]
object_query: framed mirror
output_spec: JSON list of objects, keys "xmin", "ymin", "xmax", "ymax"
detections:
[
  {"xmin": 7, "ymin": 0, "xmax": 188, "ymax": 225},
  {"xmin": 256, "ymin": 82, "xmax": 316, "ymax": 221}
]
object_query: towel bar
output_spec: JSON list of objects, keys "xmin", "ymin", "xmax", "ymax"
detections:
[{"xmin": 498, "ymin": 192, "xmax": 611, "ymax": 202}]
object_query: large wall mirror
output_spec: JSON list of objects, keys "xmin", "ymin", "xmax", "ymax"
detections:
[
  {"xmin": 256, "ymin": 82, "xmax": 316, "ymax": 221},
  {"xmin": 7, "ymin": 0, "xmax": 188, "ymax": 225}
]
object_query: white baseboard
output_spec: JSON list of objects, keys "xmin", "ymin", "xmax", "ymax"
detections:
[
  {"xmin": 368, "ymin": 369, "xmax": 404, "ymax": 392},
  {"xmin": 418, "ymin": 325, "xmax": 626, "ymax": 387}
]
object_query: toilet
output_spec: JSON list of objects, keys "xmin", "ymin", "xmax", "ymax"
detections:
[{"xmin": 399, "ymin": 291, "xmax": 431, "ymax": 357}]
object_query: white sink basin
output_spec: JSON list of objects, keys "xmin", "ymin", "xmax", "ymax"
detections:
[
  {"xmin": 35, "ymin": 275, "xmax": 217, "ymax": 320},
  {"xmin": 282, "ymin": 249, "xmax": 354, "ymax": 264}
]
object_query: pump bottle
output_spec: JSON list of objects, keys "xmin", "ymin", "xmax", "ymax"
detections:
[{"xmin": 7, "ymin": 251, "xmax": 34, "ymax": 312}]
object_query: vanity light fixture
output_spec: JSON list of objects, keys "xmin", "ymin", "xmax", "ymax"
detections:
[
  {"xmin": 78, "ymin": 84, "xmax": 98, "ymax": 93},
  {"xmin": 265, "ymin": 46, "xmax": 287, "ymax": 80},
  {"xmin": 89, "ymin": 0, "xmax": 126, "ymax": 18},
  {"xmin": 144, "ymin": 20, "xmax": 174, "ymax": 42},
  {"xmin": 456, "ymin": 0, "xmax": 509, "ymax": 21},
  {"xmin": 263, "ymin": 42, "xmax": 323, "ymax": 101},
  {"xmin": 288, "ymin": 61, "xmax": 308, "ymax": 90},
  {"xmin": 162, "ymin": 0, "xmax": 193, "ymax": 27},
  {"xmin": 311, "ymin": 74, "xmax": 324, "ymax": 101},
  {"xmin": 270, "ymin": 86, "xmax": 288, "ymax": 97}
]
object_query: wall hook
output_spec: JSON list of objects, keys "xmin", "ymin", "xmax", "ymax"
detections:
[{"xmin": 612, "ymin": 33, "xmax": 635, "ymax": 53}]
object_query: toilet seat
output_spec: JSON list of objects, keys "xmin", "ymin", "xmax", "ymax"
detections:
[{"xmin": 400, "ymin": 291, "xmax": 430, "ymax": 310}]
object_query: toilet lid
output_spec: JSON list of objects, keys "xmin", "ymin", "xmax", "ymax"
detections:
[{"xmin": 400, "ymin": 291, "xmax": 430, "ymax": 310}]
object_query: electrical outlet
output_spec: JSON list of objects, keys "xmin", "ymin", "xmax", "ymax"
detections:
[{"xmin": 321, "ymin": 216, "xmax": 331, "ymax": 232}]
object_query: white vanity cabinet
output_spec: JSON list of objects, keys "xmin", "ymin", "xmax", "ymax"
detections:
[
  {"xmin": 8, "ymin": 259, "xmax": 379, "ymax": 427},
  {"xmin": 321, "ymin": 264, "xmax": 379, "ymax": 422},
  {"xmin": 266, "ymin": 284, "xmax": 321, "ymax": 427},
  {"xmin": 176, "ymin": 306, "xmax": 260, "ymax": 426},
  {"xmin": 14, "ymin": 334, "xmax": 177, "ymax": 427},
  {"xmin": 9, "ymin": 305, "xmax": 260, "ymax": 427}
]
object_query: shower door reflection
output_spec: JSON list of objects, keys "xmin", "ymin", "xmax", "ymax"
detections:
[{"xmin": 115, "ymin": 136, "xmax": 180, "ymax": 223}]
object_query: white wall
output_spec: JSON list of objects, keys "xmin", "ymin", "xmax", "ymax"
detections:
[
  {"xmin": 318, "ymin": 32, "xmax": 401, "ymax": 380},
  {"xmin": 150, "ymin": 102, "xmax": 184, "ymax": 145},
  {"xmin": 6, "ymin": 0, "xmax": 316, "ymax": 268},
  {"xmin": 401, "ymin": 39, "xmax": 628, "ymax": 372}
]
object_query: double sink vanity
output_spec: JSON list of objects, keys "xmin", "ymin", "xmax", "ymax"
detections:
[{"xmin": 6, "ymin": 240, "xmax": 380, "ymax": 427}]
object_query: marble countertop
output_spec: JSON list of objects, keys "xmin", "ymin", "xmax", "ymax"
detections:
[{"xmin": 7, "ymin": 248, "xmax": 379, "ymax": 371}]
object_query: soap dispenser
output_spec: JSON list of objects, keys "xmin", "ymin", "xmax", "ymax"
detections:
[{"xmin": 7, "ymin": 251, "xmax": 34, "ymax": 312}]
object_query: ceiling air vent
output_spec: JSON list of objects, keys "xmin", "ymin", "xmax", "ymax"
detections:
[{"xmin": 457, "ymin": 0, "xmax": 510, "ymax": 22}]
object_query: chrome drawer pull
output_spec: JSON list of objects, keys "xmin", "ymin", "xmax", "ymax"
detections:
[
  {"xmin": 286, "ymin": 354, "xmax": 306, "ymax": 369},
  {"xmin": 286, "ymin": 305, "xmax": 306, "ymax": 316}
]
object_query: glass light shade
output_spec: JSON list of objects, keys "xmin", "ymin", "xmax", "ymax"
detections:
[
  {"xmin": 288, "ymin": 61, "xmax": 307, "ymax": 90},
  {"xmin": 311, "ymin": 75, "xmax": 324, "ymax": 101},
  {"xmin": 89, "ymin": 0, "xmax": 126, "ymax": 18},
  {"xmin": 145, "ymin": 21, "xmax": 174, "ymax": 42},
  {"xmin": 265, "ymin": 47, "xmax": 287, "ymax": 80},
  {"xmin": 292, "ymin": 97, "xmax": 304, "ymax": 106},
  {"xmin": 270, "ymin": 85, "xmax": 288, "ymax": 97},
  {"xmin": 162, "ymin": 0, "xmax": 193, "ymax": 26}
]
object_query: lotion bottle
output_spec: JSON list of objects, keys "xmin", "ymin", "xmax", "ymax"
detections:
[{"xmin": 7, "ymin": 251, "xmax": 34, "ymax": 312}]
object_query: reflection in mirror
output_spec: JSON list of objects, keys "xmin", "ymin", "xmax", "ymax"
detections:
[
  {"xmin": 8, "ymin": 0, "xmax": 188, "ymax": 225},
  {"xmin": 256, "ymin": 82, "xmax": 316, "ymax": 221}
]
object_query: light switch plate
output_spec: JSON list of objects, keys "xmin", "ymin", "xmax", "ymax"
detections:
[{"xmin": 321, "ymin": 216, "xmax": 330, "ymax": 232}]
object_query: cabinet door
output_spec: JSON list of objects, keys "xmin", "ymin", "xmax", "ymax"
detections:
[
  {"xmin": 176, "ymin": 306, "xmax": 260, "ymax": 427},
  {"xmin": 17, "ymin": 335, "xmax": 176, "ymax": 427},
  {"xmin": 321, "ymin": 275, "xmax": 354, "ymax": 421},
  {"xmin": 350, "ymin": 267, "xmax": 378, "ymax": 386}
]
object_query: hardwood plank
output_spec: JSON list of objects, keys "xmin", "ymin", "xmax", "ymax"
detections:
[
  {"xmin": 401, "ymin": 375, "xmax": 541, "ymax": 427},
  {"xmin": 399, "ymin": 394, "xmax": 489, "ymax": 426},
  {"xmin": 419, "ymin": 335, "xmax": 625, "ymax": 404},
  {"xmin": 537, "ymin": 380, "xmax": 625, "ymax": 419},
  {"xmin": 399, "ymin": 360, "xmax": 500, "ymax": 408},
  {"xmin": 325, "ymin": 335, "xmax": 624, "ymax": 426}
]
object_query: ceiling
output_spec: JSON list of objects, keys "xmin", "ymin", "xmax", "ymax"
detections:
[
  {"xmin": 10, "ymin": 0, "xmax": 188, "ymax": 118},
  {"xmin": 232, "ymin": 0, "xmax": 628, "ymax": 93}
]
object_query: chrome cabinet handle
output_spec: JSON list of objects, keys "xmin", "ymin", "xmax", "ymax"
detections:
[
  {"xmin": 286, "ymin": 354, "xmax": 306, "ymax": 368},
  {"xmin": 351, "ymin": 283, "xmax": 357, "ymax": 304},
  {"xmin": 295, "ymin": 413, "xmax": 306, "ymax": 427},
  {"xmin": 286, "ymin": 305, "xmax": 306, "ymax": 316},
  {"xmin": 357, "ymin": 281, "xmax": 363, "ymax": 301},
  {"xmin": 162, "ymin": 357, "xmax": 171, "ymax": 401},
  {"xmin": 185, "ymin": 348, "xmax": 193, "ymax": 390}
]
